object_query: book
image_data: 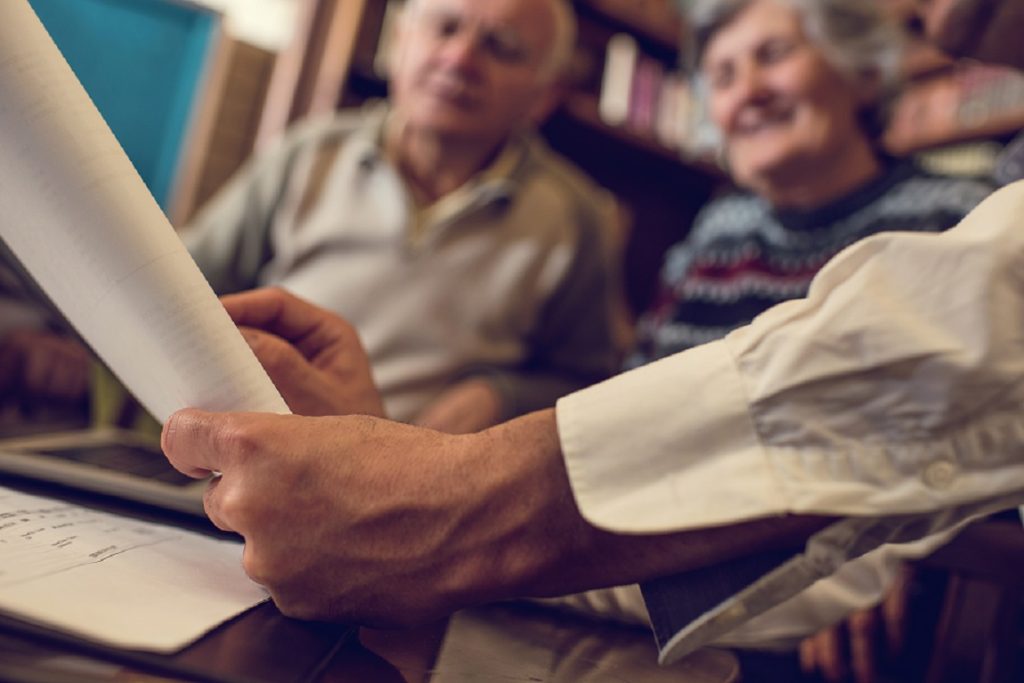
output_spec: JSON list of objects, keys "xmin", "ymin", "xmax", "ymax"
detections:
[
  {"xmin": 598, "ymin": 33, "xmax": 639, "ymax": 127},
  {"xmin": 628, "ymin": 54, "xmax": 663, "ymax": 136}
]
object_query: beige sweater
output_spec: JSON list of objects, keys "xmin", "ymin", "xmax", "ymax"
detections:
[{"xmin": 181, "ymin": 105, "xmax": 620, "ymax": 422}]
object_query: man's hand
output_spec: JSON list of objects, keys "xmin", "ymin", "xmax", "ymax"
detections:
[
  {"xmin": 161, "ymin": 409, "xmax": 570, "ymax": 625},
  {"xmin": 162, "ymin": 402, "xmax": 830, "ymax": 628},
  {"xmin": 413, "ymin": 378, "xmax": 503, "ymax": 433},
  {"xmin": 0, "ymin": 329, "xmax": 90, "ymax": 401},
  {"xmin": 221, "ymin": 288, "xmax": 385, "ymax": 418}
]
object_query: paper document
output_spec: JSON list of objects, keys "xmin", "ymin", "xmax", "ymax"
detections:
[
  {"xmin": 0, "ymin": 485, "xmax": 268, "ymax": 652},
  {"xmin": 0, "ymin": 0, "xmax": 289, "ymax": 422}
]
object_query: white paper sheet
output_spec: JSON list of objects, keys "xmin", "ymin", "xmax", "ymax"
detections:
[
  {"xmin": 0, "ymin": 485, "xmax": 268, "ymax": 652},
  {"xmin": 0, "ymin": 0, "xmax": 289, "ymax": 422}
]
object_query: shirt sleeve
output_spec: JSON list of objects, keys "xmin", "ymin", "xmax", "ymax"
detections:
[{"xmin": 556, "ymin": 179, "xmax": 1024, "ymax": 534}]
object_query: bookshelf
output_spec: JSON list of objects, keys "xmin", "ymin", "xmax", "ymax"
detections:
[
  {"xmin": 880, "ymin": 3, "xmax": 1024, "ymax": 158},
  {"xmin": 251, "ymin": 0, "xmax": 1024, "ymax": 314},
  {"xmin": 885, "ymin": 59, "xmax": 1024, "ymax": 156},
  {"xmin": 547, "ymin": 0, "xmax": 722, "ymax": 315},
  {"xmin": 254, "ymin": 0, "xmax": 723, "ymax": 315}
]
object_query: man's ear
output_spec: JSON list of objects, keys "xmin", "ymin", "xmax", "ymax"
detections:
[{"xmin": 527, "ymin": 83, "xmax": 566, "ymax": 126}]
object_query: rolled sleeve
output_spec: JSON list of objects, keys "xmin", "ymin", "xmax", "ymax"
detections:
[
  {"xmin": 557, "ymin": 340, "xmax": 776, "ymax": 533},
  {"xmin": 558, "ymin": 181, "xmax": 1024, "ymax": 534},
  {"xmin": 557, "ymin": 180, "xmax": 1024, "ymax": 665}
]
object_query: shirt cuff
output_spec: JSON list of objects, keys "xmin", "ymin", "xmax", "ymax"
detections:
[{"xmin": 556, "ymin": 339, "xmax": 784, "ymax": 534}]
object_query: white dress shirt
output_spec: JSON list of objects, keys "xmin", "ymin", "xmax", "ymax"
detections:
[{"xmin": 556, "ymin": 180, "xmax": 1024, "ymax": 662}]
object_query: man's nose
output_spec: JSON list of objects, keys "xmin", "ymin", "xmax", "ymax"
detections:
[{"xmin": 437, "ymin": 30, "xmax": 485, "ymax": 72}]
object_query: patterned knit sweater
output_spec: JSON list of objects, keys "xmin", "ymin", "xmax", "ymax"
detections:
[{"xmin": 627, "ymin": 161, "xmax": 995, "ymax": 367}]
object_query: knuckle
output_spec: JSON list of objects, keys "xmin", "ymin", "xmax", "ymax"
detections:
[
  {"xmin": 219, "ymin": 421, "xmax": 262, "ymax": 460},
  {"xmin": 259, "ymin": 341, "xmax": 295, "ymax": 375},
  {"xmin": 241, "ymin": 544, "xmax": 274, "ymax": 587},
  {"xmin": 275, "ymin": 595, "xmax": 320, "ymax": 621}
]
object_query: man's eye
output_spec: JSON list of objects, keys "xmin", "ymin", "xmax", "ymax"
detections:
[
  {"xmin": 432, "ymin": 16, "xmax": 460, "ymax": 38},
  {"xmin": 482, "ymin": 32, "xmax": 527, "ymax": 63}
]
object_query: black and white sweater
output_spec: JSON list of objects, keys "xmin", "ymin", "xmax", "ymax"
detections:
[{"xmin": 628, "ymin": 161, "xmax": 996, "ymax": 367}]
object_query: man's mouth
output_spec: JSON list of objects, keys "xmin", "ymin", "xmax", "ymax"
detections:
[{"xmin": 425, "ymin": 74, "xmax": 478, "ymax": 108}]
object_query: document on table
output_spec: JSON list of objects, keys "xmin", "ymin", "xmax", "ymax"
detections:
[
  {"xmin": 0, "ymin": 0, "xmax": 289, "ymax": 422},
  {"xmin": 0, "ymin": 485, "xmax": 269, "ymax": 652}
]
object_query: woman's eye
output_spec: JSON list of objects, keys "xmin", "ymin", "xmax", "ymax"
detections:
[
  {"xmin": 706, "ymin": 65, "xmax": 734, "ymax": 90},
  {"xmin": 761, "ymin": 38, "xmax": 795, "ymax": 63}
]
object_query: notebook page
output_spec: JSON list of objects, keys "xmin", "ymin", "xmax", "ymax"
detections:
[
  {"xmin": 0, "ymin": 485, "xmax": 268, "ymax": 652},
  {"xmin": 0, "ymin": 0, "xmax": 289, "ymax": 422}
]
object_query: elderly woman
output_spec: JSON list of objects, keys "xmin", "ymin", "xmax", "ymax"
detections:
[
  {"xmin": 559, "ymin": 1, "xmax": 995, "ymax": 681},
  {"xmin": 628, "ymin": 0, "xmax": 994, "ymax": 366}
]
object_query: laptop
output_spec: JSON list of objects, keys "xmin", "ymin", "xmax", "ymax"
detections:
[
  {"xmin": 0, "ymin": 237, "xmax": 208, "ymax": 517},
  {"xmin": 0, "ymin": 427, "xmax": 207, "ymax": 516}
]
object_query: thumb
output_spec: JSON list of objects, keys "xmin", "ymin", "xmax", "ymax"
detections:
[{"xmin": 162, "ymin": 408, "xmax": 226, "ymax": 477}]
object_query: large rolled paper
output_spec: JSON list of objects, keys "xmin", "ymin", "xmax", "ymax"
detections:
[{"xmin": 0, "ymin": 0, "xmax": 288, "ymax": 421}]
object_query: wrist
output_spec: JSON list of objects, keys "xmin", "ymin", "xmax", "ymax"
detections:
[{"xmin": 441, "ymin": 410, "xmax": 593, "ymax": 605}]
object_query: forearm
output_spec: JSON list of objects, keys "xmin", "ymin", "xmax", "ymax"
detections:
[{"xmin": 453, "ymin": 410, "xmax": 833, "ymax": 606}]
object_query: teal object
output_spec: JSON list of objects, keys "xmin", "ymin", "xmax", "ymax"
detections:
[{"xmin": 28, "ymin": 0, "xmax": 218, "ymax": 209}]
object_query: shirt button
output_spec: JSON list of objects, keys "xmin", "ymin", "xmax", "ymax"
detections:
[{"xmin": 923, "ymin": 461, "xmax": 958, "ymax": 489}]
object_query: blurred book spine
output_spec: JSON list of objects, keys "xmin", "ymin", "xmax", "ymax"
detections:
[{"xmin": 598, "ymin": 32, "xmax": 695, "ymax": 154}]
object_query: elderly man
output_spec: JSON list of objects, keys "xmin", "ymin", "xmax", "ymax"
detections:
[
  {"xmin": 162, "ymin": 0, "xmax": 1024, "ymax": 670},
  {"xmin": 1, "ymin": 0, "xmax": 620, "ymax": 434}
]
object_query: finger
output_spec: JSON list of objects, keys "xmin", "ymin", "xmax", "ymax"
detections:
[
  {"xmin": 48, "ymin": 354, "xmax": 89, "ymax": 400},
  {"xmin": 814, "ymin": 628, "xmax": 847, "ymax": 683},
  {"xmin": 0, "ymin": 340, "xmax": 22, "ymax": 393},
  {"xmin": 34, "ymin": 337, "xmax": 75, "ymax": 396},
  {"xmin": 22, "ymin": 345, "xmax": 51, "ymax": 395},
  {"xmin": 238, "ymin": 327, "xmax": 319, "ymax": 414},
  {"xmin": 882, "ymin": 566, "xmax": 912, "ymax": 654},
  {"xmin": 201, "ymin": 475, "xmax": 236, "ymax": 532},
  {"xmin": 162, "ymin": 408, "xmax": 228, "ymax": 477},
  {"xmin": 848, "ymin": 609, "xmax": 878, "ymax": 683},
  {"xmin": 239, "ymin": 327, "xmax": 308, "ymax": 381},
  {"xmin": 222, "ymin": 288, "xmax": 325, "ymax": 347},
  {"xmin": 222, "ymin": 288, "xmax": 357, "ymax": 360},
  {"xmin": 240, "ymin": 542, "xmax": 264, "ymax": 587},
  {"xmin": 799, "ymin": 636, "xmax": 819, "ymax": 676}
]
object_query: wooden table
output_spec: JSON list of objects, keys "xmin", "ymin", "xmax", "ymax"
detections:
[
  {"xmin": 0, "ymin": 475, "xmax": 738, "ymax": 683},
  {"xmin": 0, "ymin": 582, "xmax": 738, "ymax": 683}
]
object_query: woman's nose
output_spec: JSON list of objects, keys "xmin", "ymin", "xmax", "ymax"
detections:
[{"xmin": 731, "ymin": 62, "xmax": 773, "ymax": 107}]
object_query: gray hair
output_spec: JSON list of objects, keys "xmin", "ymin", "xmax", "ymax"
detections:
[
  {"xmin": 400, "ymin": 0, "xmax": 577, "ymax": 84},
  {"xmin": 678, "ymin": 0, "xmax": 906, "ymax": 148}
]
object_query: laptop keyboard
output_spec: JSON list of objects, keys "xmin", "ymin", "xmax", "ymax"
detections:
[{"xmin": 36, "ymin": 442, "xmax": 195, "ymax": 486}]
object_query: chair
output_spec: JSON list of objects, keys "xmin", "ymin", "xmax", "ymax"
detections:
[{"xmin": 917, "ymin": 515, "xmax": 1024, "ymax": 683}]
